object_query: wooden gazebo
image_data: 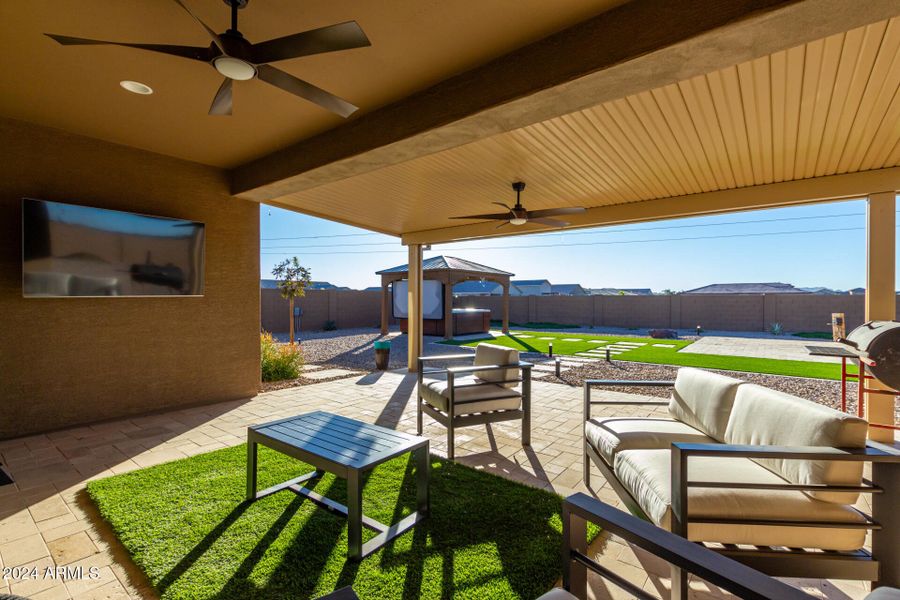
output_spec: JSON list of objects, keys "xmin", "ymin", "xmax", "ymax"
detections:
[{"xmin": 377, "ymin": 255, "xmax": 512, "ymax": 338}]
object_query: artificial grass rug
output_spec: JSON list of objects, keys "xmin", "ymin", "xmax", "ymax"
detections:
[{"xmin": 88, "ymin": 444, "xmax": 587, "ymax": 599}]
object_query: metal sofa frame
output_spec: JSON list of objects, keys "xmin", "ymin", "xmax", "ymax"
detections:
[
  {"xmin": 417, "ymin": 353, "xmax": 532, "ymax": 459},
  {"xmin": 582, "ymin": 379, "xmax": 900, "ymax": 594},
  {"xmin": 562, "ymin": 492, "xmax": 818, "ymax": 600}
]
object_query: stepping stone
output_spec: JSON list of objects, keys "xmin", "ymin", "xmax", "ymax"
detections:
[
  {"xmin": 587, "ymin": 340, "xmax": 606, "ymax": 344},
  {"xmin": 303, "ymin": 368, "xmax": 360, "ymax": 380},
  {"xmin": 652, "ymin": 344, "xmax": 676, "ymax": 348},
  {"xmin": 575, "ymin": 353, "xmax": 602, "ymax": 358},
  {"xmin": 302, "ymin": 364, "xmax": 324, "ymax": 371},
  {"xmin": 515, "ymin": 334, "xmax": 533, "ymax": 338},
  {"xmin": 538, "ymin": 337, "xmax": 555, "ymax": 341},
  {"xmin": 615, "ymin": 342, "xmax": 644, "ymax": 346},
  {"xmin": 561, "ymin": 338, "xmax": 583, "ymax": 342}
]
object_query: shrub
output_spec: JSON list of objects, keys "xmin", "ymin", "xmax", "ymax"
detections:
[
  {"xmin": 323, "ymin": 320, "xmax": 338, "ymax": 331},
  {"xmin": 260, "ymin": 332, "xmax": 303, "ymax": 381},
  {"xmin": 769, "ymin": 322, "xmax": 784, "ymax": 336}
]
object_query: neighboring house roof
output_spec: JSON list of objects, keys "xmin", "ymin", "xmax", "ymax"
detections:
[
  {"xmin": 261, "ymin": 279, "xmax": 350, "ymax": 291},
  {"xmin": 363, "ymin": 286, "xmax": 382, "ymax": 292},
  {"xmin": 682, "ymin": 282, "xmax": 810, "ymax": 294},
  {"xmin": 452, "ymin": 280, "xmax": 504, "ymax": 295},
  {"xmin": 376, "ymin": 255, "xmax": 513, "ymax": 276},
  {"xmin": 619, "ymin": 288, "xmax": 653, "ymax": 295},
  {"xmin": 260, "ymin": 279, "xmax": 279, "ymax": 289},
  {"xmin": 550, "ymin": 283, "xmax": 588, "ymax": 295},
  {"xmin": 512, "ymin": 279, "xmax": 551, "ymax": 286},
  {"xmin": 588, "ymin": 288, "xmax": 644, "ymax": 295}
]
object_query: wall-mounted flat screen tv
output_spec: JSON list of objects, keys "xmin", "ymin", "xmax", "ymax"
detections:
[{"xmin": 22, "ymin": 198, "xmax": 205, "ymax": 297}]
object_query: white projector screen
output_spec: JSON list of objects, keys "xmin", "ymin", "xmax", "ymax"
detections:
[{"xmin": 392, "ymin": 280, "xmax": 443, "ymax": 319}]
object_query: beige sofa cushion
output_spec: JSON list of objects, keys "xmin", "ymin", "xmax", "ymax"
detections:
[
  {"xmin": 585, "ymin": 417, "xmax": 715, "ymax": 466},
  {"xmin": 420, "ymin": 375, "xmax": 521, "ymax": 415},
  {"xmin": 724, "ymin": 384, "xmax": 868, "ymax": 504},
  {"xmin": 668, "ymin": 368, "xmax": 742, "ymax": 441},
  {"xmin": 614, "ymin": 449, "xmax": 866, "ymax": 551},
  {"xmin": 474, "ymin": 343, "xmax": 520, "ymax": 388}
]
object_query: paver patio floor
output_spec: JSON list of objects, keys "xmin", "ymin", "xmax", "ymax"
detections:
[{"xmin": 0, "ymin": 372, "xmax": 877, "ymax": 599}]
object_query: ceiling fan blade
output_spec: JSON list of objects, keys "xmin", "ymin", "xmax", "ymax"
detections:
[
  {"xmin": 251, "ymin": 21, "xmax": 371, "ymax": 65},
  {"xmin": 449, "ymin": 212, "xmax": 514, "ymax": 220},
  {"xmin": 256, "ymin": 64, "xmax": 358, "ymax": 117},
  {"xmin": 526, "ymin": 207, "xmax": 587, "ymax": 219},
  {"xmin": 208, "ymin": 78, "xmax": 232, "ymax": 116},
  {"xmin": 495, "ymin": 222, "xmax": 510, "ymax": 229},
  {"xmin": 171, "ymin": 0, "xmax": 225, "ymax": 53},
  {"xmin": 44, "ymin": 34, "xmax": 212, "ymax": 61},
  {"xmin": 530, "ymin": 217, "xmax": 569, "ymax": 227},
  {"xmin": 492, "ymin": 202, "xmax": 513, "ymax": 211}
]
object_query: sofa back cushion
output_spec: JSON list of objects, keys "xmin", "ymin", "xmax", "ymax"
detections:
[
  {"xmin": 724, "ymin": 384, "xmax": 868, "ymax": 504},
  {"xmin": 668, "ymin": 368, "xmax": 743, "ymax": 441},
  {"xmin": 474, "ymin": 343, "xmax": 520, "ymax": 388}
]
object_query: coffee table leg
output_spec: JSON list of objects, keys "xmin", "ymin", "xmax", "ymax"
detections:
[
  {"xmin": 416, "ymin": 444, "xmax": 430, "ymax": 515},
  {"xmin": 246, "ymin": 439, "xmax": 258, "ymax": 501},
  {"xmin": 347, "ymin": 469, "xmax": 362, "ymax": 560}
]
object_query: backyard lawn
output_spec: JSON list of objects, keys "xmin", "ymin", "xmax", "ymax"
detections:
[{"xmin": 444, "ymin": 332, "xmax": 850, "ymax": 380}]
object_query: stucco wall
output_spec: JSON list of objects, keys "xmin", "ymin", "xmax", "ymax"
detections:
[{"xmin": 0, "ymin": 118, "xmax": 260, "ymax": 439}]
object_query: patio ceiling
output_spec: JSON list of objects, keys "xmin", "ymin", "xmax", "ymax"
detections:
[
  {"xmin": 0, "ymin": 0, "xmax": 619, "ymax": 168},
  {"xmin": 260, "ymin": 13, "xmax": 900, "ymax": 243}
]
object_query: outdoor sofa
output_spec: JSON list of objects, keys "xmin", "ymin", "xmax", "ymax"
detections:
[
  {"xmin": 583, "ymin": 367, "xmax": 900, "ymax": 592},
  {"xmin": 417, "ymin": 343, "xmax": 532, "ymax": 459}
]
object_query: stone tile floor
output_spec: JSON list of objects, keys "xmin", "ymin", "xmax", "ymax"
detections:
[{"xmin": 0, "ymin": 371, "xmax": 878, "ymax": 599}]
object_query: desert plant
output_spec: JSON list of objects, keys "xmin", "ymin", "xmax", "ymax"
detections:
[
  {"xmin": 769, "ymin": 322, "xmax": 785, "ymax": 336},
  {"xmin": 260, "ymin": 332, "xmax": 303, "ymax": 381},
  {"xmin": 323, "ymin": 320, "xmax": 338, "ymax": 331},
  {"xmin": 272, "ymin": 257, "xmax": 312, "ymax": 345}
]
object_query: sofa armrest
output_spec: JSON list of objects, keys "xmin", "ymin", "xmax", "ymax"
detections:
[
  {"xmin": 667, "ymin": 442, "xmax": 896, "ymax": 539},
  {"xmin": 562, "ymin": 493, "xmax": 812, "ymax": 600},
  {"xmin": 583, "ymin": 380, "xmax": 672, "ymax": 421},
  {"xmin": 418, "ymin": 353, "xmax": 474, "ymax": 363},
  {"xmin": 446, "ymin": 361, "xmax": 533, "ymax": 376}
]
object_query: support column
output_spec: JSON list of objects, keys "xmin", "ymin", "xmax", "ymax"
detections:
[
  {"xmin": 444, "ymin": 276, "xmax": 454, "ymax": 340},
  {"xmin": 380, "ymin": 279, "xmax": 390, "ymax": 335},
  {"xmin": 502, "ymin": 282, "xmax": 510, "ymax": 334},
  {"xmin": 865, "ymin": 191, "xmax": 896, "ymax": 443},
  {"xmin": 407, "ymin": 244, "xmax": 424, "ymax": 372}
]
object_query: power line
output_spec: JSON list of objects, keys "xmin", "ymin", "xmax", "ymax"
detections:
[
  {"xmin": 261, "ymin": 210, "xmax": 886, "ymax": 249},
  {"xmin": 262, "ymin": 224, "xmax": 896, "ymax": 255}
]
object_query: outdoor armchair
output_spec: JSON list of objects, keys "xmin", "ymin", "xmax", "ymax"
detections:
[
  {"xmin": 417, "ymin": 343, "xmax": 532, "ymax": 459},
  {"xmin": 581, "ymin": 367, "xmax": 900, "ymax": 596},
  {"xmin": 544, "ymin": 492, "xmax": 900, "ymax": 600}
]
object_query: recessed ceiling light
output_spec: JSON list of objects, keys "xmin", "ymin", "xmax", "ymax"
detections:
[{"xmin": 119, "ymin": 80, "xmax": 153, "ymax": 95}]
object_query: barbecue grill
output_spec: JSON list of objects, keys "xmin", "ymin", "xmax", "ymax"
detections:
[{"xmin": 842, "ymin": 320, "xmax": 900, "ymax": 391}]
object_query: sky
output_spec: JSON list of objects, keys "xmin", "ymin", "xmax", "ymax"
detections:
[{"xmin": 260, "ymin": 196, "xmax": 900, "ymax": 292}]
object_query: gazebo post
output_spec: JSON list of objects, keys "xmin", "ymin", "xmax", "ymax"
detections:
[
  {"xmin": 380, "ymin": 277, "xmax": 390, "ymax": 335},
  {"xmin": 502, "ymin": 281, "xmax": 510, "ymax": 334},
  {"xmin": 444, "ymin": 274, "xmax": 454, "ymax": 340}
]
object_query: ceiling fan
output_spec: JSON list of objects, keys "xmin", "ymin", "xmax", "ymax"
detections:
[
  {"xmin": 45, "ymin": 0, "xmax": 370, "ymax": 117},
  {"xmin": 451, "ymin": 182, "xmax": 586, "ymax": 228}
]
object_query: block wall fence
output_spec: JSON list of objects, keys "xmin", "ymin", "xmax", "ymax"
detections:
[{"xmin": 261, "ymin": 288, "xmax": 899, "ymax": 334}]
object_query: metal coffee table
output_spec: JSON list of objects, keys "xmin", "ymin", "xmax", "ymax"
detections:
[{"xmin": 246, "ymin": 411, "xmax": 430, "ymax": 560}]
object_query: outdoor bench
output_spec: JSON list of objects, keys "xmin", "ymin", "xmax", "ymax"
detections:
[{"xmin": 582, "ymin": 367, "xmax": 900, "ymax": 595}]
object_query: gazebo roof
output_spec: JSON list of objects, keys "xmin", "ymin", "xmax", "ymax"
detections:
[{"xmin": 376, "ymin": 255, "xmax": 513, "ymax": 276}]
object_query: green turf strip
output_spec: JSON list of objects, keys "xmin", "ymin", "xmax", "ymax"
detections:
[
  {"xmin": 443, "ymin": 332, "xmax": 852, "ymax": 380},
  {"xmin": 88, "ymin": 445, "xmax": 593, "ymax": 600}
]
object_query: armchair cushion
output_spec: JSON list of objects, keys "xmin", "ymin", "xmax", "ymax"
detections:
[
  {"xmin": 473, "ymin": 343, "xmax": 520, "ymax": 388},
  {"xmin": 585, "ymin": 417, "xmax": 715, "ymax": 466},
  {"xmin": 668, "ymin": 368, "xmax": 742, "ymax": 441},
  {"xmin": 420, "ymin": 375, "xmax": 521, "ymax": 415},
  {"xmin": 724, "ymin": 384, "xmax": 868, "ymax": 504},
  {"xmin": 614, "ymin": 448, "xmax": 866, "ymax": 551}
]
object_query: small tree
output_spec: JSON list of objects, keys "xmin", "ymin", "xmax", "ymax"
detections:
[{"xmin": 272, "ymin": 257, "xmax": 312, "ymax": 345}]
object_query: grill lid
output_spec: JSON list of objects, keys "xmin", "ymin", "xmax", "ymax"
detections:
[{"xmin": 843, "ymin": 320, "xmax": 900, "ymax": 390}]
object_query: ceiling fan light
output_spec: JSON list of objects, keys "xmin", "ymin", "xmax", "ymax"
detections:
[
  {"xmin": 214, "ymin": 56, "xmax": 256, "ymax": 80},
  {"xmin": 119, "ymin": 80, "xmax": 153, "ymax": 95},
  {"xmin": 509, "ymin": 217, "xmax": 528, "ymax": 226}
]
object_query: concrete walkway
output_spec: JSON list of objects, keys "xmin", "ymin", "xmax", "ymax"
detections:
[{"xmin": 679, "ymin": 335, "xmax": 844, "ymax": 363}]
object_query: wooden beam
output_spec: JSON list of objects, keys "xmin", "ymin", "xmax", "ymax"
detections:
[
  {"xmin": 401, "ymin": 167, "xmax": 900, "ymax": 245},
  {"xmin": 865, "ymin": 191, "xmax": 897, "ymax": 443},
  {"xmin": 232, "ymin": 0, "xmax": 900, "ymax": 202}
]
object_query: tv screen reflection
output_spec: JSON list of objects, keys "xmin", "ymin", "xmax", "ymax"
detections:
[{"xmin": 22, "ymin": 198, "xmax": 205, "ymax": 297}]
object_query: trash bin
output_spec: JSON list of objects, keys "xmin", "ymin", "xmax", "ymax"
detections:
[{"xmin": 374, "ymin": 340, "xmax": 391, "ymax": 370}]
